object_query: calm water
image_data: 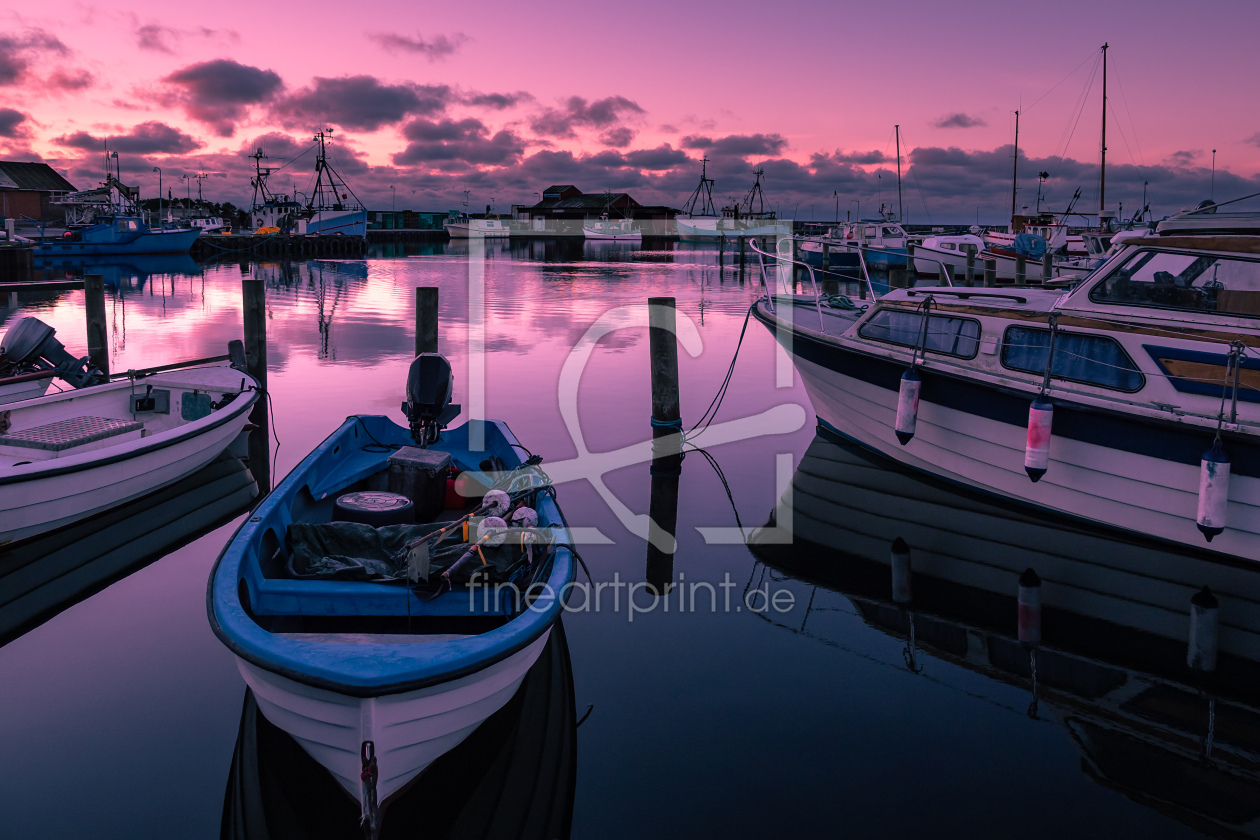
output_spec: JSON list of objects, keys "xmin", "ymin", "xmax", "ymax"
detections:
[{"xmin": 1, "ymin": 240, "xmax": 1254, "ymax": 838}]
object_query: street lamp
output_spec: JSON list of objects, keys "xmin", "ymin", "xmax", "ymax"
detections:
[
  {"xmin": 1212, "ymin": 149, "xmax": 1217, "ymax": 200},
  {"xmin": 152, "ymin": 166, "xmax": 162, "ymax": 226},
  {"xmin": 390, "ymin": 184, "xmax": 395, "ymax": 214},
  {"xmin": 833, "ymin": 190, "xmax": 839, "ymax": 223}
]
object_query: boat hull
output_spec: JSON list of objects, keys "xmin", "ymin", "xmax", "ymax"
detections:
[
  {"xmin": 755, "ymin": 303, "xmax": 1260, "ymax": 559},
  {"xmin": 307, "ymin": 210, "xmax": 367, "ymax": 238},
  {"xmin": 32, "ymin": 228, "xmax": 201, "ymax": 256},
  {"xmin": 444, "ymin": 221, "xmax": 510, "ymax": 238},
  {"xmin": 236, "ymin": 630, "xmax": 551, "ymax": 803},
  {"xmin": 675, "ymin": 217, "xmax": 790, "ymax": 240},
  {"xmin": 582, "ymin": 228, "xmax": 642, "ymax": 241}
]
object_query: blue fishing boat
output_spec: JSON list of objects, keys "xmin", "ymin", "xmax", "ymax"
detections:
[
  {"xmin": 208, "ymin": 353, "xmax": 575, "ymax": 829},
  {"xmin": 32, "ymin": 216, "xmax": 200, "ymax": 256}
]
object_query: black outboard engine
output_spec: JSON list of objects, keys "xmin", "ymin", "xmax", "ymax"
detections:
[
  {"xmin": 0, "ymin": 317, "xmax": 105, "ymax": 388},
  {"xmin": 402, "ymin": 353, "xmax": 461, "ymax": 446}
]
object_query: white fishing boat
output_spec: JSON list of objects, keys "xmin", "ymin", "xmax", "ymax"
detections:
[
  {"xmin": 247, "ymin": 133, "xmax": 367, "ymax": 238},
  {"xmin": 0, "ymin": 360, "xmax": 258, "ymax": 544},
  {"xmin": 583, "ymin": 214, "xmax": 641, "ymax": 241},
  {"xmin": 754, "ymin": 203, "xmax": 1260, "ymax": 559},
  {"xmin": 674, "ymin": 156, "xmax": 720, "ymax": 240},
  {"xmin": 443, "ymin": 191, "xmax": 510, "ymax": 239}
]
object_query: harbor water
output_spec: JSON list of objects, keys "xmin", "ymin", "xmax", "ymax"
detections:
[{"xmin": 0, "ymin": 240, "xmax": 1253, "ymax": 838}]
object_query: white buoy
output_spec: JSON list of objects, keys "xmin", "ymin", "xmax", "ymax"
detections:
[
  {"xmin": 1024, "ymin": 399, "xmax": 1054, "ymax": 482},
  {"xmin": 1197, "ymin": 442, "xmax": 1230, "ymax": 542},
  {"xmin": 894, "ymin": 369, "xmax": 922, "ymax": 445},
  {"xmin": 890, "ymin": 537, "xmax": 912, "ymax": 605},
  {"xmin": 1188, "ymin": 586, "xmax": 1219, "ymax": 672},
  {"xmin": 1017, "ymin": 568, "xmax": 1041, "ymax": 646}
]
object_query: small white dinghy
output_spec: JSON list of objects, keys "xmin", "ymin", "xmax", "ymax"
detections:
[{"xmin": 0, "ymin": 362, "xmax": 259, "ymax": 545}]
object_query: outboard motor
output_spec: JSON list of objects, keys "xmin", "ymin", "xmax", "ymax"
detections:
[
  {"xmin": 402, "ymin": 353, "xmax": 461, "ymax": 446},
  {"xmin": 0, "ymin": 317, "xmax": 104, "ymax": 388}
]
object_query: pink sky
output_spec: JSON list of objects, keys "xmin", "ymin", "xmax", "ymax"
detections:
[{"xmin": 3, "ymin": 0, "xmax": 1260, "ymax": 221}]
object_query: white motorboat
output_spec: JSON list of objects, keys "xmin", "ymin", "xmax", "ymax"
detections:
[
  {"xmin": 444, "ymin": 215, "xmax": 510, "ymax": 238},
  {"xmin": 0, "ymin": 362, "xmax": 258, "ymax": 544},
  {"xmin": 910, "ymin": 233, "xmax": 985, "ymax": 275},
  {"xmin": 754, "ymin": 209, "xmax": 1260, "ymax": 558},
  {"xmin": 582, "ymin": 215, "xmax": 641, "ymax": 241}
]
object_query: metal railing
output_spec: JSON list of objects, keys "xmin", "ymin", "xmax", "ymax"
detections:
[{"xmin": 748, "ymin": 237, "xmax": 827, "ymax": 333}]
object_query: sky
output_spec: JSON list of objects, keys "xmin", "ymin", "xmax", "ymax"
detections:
[{"xmin": 3, "ymin": 0, "xmax": 1260, "ymax": 223}]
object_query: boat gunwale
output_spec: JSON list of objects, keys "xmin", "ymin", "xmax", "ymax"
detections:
[{"xmin": 207, "ymin": 414, "xmax": 576, "ymax": 698}]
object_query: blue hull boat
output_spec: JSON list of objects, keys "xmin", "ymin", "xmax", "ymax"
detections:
[
  {"xmin": 34, "ymin": 217, "xmax": 200, "ymax": 256},
  {"xmin": 208, "ymin": 356, "xmax": 575, "ymax": 822}
]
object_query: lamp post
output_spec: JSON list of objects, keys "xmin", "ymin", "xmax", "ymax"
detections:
[
  {"xmin": 152, "ymin": 166, "xmax": 161, "ymax": 226},
  {"xmin": 390, "ymin": 184, "xmax": 395, "ymax": 213},
  {"xmin": 834, "ymin": 190, "xmax": 839, "ymax": 223},
  {"xmin": 1212, "ymin": 149, "xmax": 1217, "ymax": 200}
]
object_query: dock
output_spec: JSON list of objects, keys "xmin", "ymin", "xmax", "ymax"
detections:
[{"xmin": 190, "ymin": 234, "xmax": 368, "ymax": 259}]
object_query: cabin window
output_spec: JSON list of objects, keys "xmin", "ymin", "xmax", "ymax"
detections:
[
  {"xmin": 1089, "ymin": 249, "xmax": 1260, "ymax": 317},
  {"xmin": 1001, "ymin": 326, "xmax": 1144, "ymax": 391},
  {"xmin": 882, "ymin": 227, "xmax": 901, "ymax": 239},
  {"xmin": 859, "ymin": 309, "xmax": 981, "ymax": 358},
  {"xmin": 942, "ymin": 243, "xmax": 957, "ymax": 251},
  {"xmin": 864, "ymin": 226, "xmax": 877, "ymax": 239}
]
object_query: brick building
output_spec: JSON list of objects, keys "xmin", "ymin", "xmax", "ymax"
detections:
[{"xmin": 0, "ymin": 162, "xmax": 77, "ymax": 223}]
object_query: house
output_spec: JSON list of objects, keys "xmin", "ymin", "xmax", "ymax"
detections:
[
  {"xmin": 517, "ymin": 185, "xmax": 677, "ymax": 235},
  {"xmin": 0, "ymin": 161, "xmax": 77, "ymax": 223}
]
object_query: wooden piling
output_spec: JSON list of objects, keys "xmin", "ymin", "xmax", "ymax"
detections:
[
  {"xmin": 718, "ymin": 235, "xmax": 724, "ymax": 267},
  {"xmin": 648, "ymin": 297, "xmax": 681, "ymax": 441},
  {"xmin": 1015, "ymin": 255, "xmax": 1027, "ymax": 285},
  {"xmin": 415, "ymin": 286, "xmax": 439, "ymax": 355},
  {"xmin": 1041, "ymin": 251, "xmax": 1053, "ymax": 283},
  {"xmin": 983, "ymin": 259, "xmax": 997, "ymax": 287},
  {"xmin": 738, "ymin": 236, "xmax": 746, "ymax": 268},
  {"xmin": 242, "ymin": 275, "xmax": 269, "ymax": 490},
  {"xmin": 889, "ymin": 269, "xmax": 909, "ymax": 290},
  {"xmin": 821, "ymin": 241, "xmax": 830, "ymax": 271},
  {"xmin": 645, "ymin": 450, "xmax": 680, "ymax": 595},
  {"xmin": 965, "ymin": 247, "xmax": 977, "ymax": 287},
  {"xmin": 84, "ymin": 274, "xmax": 108, "ymax": 376}
]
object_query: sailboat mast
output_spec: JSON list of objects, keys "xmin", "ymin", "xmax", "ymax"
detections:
[
  {"xmin": 1010, "ymin": 110, "xmax": 1020, "ymax": 221},
  {"xmin": 895, "ymin": 125, "xmax": 903, "ymax": 222},
  {"xmin": 1099, "ymin": 43, "xmax": 1108, "ymax": 215}
]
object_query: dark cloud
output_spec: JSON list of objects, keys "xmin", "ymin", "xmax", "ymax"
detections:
[
  {"xmin": 136, "ymin": 24, "xmax": 176, "ymax": 53},
  {"xmin": 0, "ymin": 29, "xmax": 66, "ymax": 86},
  {"xmin": 394, "ymin": 117, "xmax": 524, "ymax": 166},
  {"xmin": 600, "ymin": 126, "xmax": 636, "ymax": 147},
  {"xmin": 464, "ymin": 91, "xmax": 532, "ymax": 110},
  {"xmin": 272, "ymin": 76, "xmax": 450, "ymax": 132},
  {"xmin": 824, "ymin": 149, "xmax": 888, "ymax": 165},
  {"xmin": 624, "ymin": 144, "xmax": 689, "ymax": 170},
  {"xmin": 1247, "ymin": 133, "xmax": 1260, "ymax": 148},
  {"xmin": 681, "ymin": 133, "xmax": 787, "ymax": 157},
  {"xmin": 1164, "ymin": 149, "xmax": 1201, "ymax": 168},
  {"xmin": 54, "ymin": 121, "xmax": 204, "ymax": 154},
  {"xmin": 367, "ymin": 32, "xmax": 468, "ymax": 60},
  {"xmin": 933, "ymin": 112, "xmax": 987, "ymax": 129},
  {"xmin": 0, "ymin": 108, "xmax": 28, "ymax": 138},
  {"xmin": 46, "ymin": 68, "xmax": 94, "ymax": 91},
  {"xmin": 529, "ymin": 95, "xmax": 643, "ymax": 138},
  {"xmin": 164, "ymin": 59, "xmax": 283, "ymax": 136}
]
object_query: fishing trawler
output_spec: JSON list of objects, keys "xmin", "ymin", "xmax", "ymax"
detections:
[
  {"xmin": 443, "ymin": 193, "xmax": 510, "ymax": 238},
  {"xmin": 248, "ymin": 132, "xmax": 367, "ymax": 237},
  {"xmin": 677, "ymin": 167, "xmax": 789, "ymax": 240},
  {"xmin": 674, "ymin": 156, "xmax": 720, "ymax": 240}
]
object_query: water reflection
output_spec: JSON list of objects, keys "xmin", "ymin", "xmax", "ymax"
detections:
[
  {"xmin": 221, "ymin": 619, "xmax": 577, "ymax": 840},
  {"xmin": 0, "ymin": 453, "xmax": 257, "ymax": 647},
  {"xmin": 34, "ymin": 254, "xmax": 202, "ymax": 290},
  {"xmin": 750, "ymin": 430, "xmax": 1260, "ymax": 838}
]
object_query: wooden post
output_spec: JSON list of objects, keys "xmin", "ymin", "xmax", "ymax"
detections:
[
  {"xmin": 1015, "ymin": 255, "xmax": 1027, "ymax": 285},
  {"xmin": 965, "ymin": 247, "xmax": 977, "ymax": 287},
  {"xmin": 1041, "ymin": 251, "xmax": 1053, "ymax": 283},
  {"xmin": 84, "ymin": 274, "xmax": 108, "ymax": 376},
  {"xmin": 648, "ymin": 297, "xmax": 681, "ymax": 441},
  {"xmin": 889, "ymin": 269, "xmax": 909, "ymax": 290},
  {"xmin": 984, "ymin": 259, "xmax": 997, "ymax": 287},
  {"xmin": 821, "ymin": 241, "xmax": 830, "ymax": 271},
  {"xmin": 718, "ymin": 235, "xmax": 724, "ymax": 267},
  {"xmin": 645, "ymin": 447, "xmax": 680, "ymax": 595},
  {"xmin": 738, "ymin": 235, "xmax": 746, "ymax": 268},
  {"xmin": 415, "ymin": 286, "xmax": 438, "ymax": 355},
  {"xmin": 242, "ymin": 275, "xmax": 269, "ymax": 491}
]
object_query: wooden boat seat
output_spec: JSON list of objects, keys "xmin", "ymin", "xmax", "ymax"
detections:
[{"xmin": 0, "ymin": 415, "xmax": 143, "ymax": 451}]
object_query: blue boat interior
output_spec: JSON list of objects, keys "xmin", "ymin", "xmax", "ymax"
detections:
[{"xmin": 232, "ymin": 415, "xmax": 570, "ymax": 636}]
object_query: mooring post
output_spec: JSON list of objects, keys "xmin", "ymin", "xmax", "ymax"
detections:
[
  {"xmin": 984, "ymin": 258, "xmax": 997, "ymax": 287},
  {"xmin": 242, "ymin": 274, "xmax": 269, "ymax": 490},
  {"xmin": 889, "ymin": 269, "xmax": 908, "ymax": 290},
  {"xmin": 1015, "ymin": 255, "xmax": 1027, "ymax": 285},
  {"xmin": 738, "ymin": 235, "xmax": 746, "ymax": 268},
  {"xmin": 645, "ymin": 450, "xmax": 681, "ymax": 595},
  {"xmin": 648, "ymin": 296, "xmax": 682, "ymax": 441},
  {"xmin": 1041, "ymin": 251, "xmax": 1053, "ymax": 283},
  {"xmin": 415, "ymin": 286, "xmax": 439, "ymax": 355},
  {"xmin": 965, "ymin": 247, "xmax": 977, "ymax": 287},
  {"xmin": 718, "ymin": 235, "xmax": 724, "ymax": 267},
  {"xmin": 821, "ymin": 241, "xmax": 830, "ymax": 271},
  {"xmin": 84, "ymin": 274, "xmax": 108, "ymax": 376}
]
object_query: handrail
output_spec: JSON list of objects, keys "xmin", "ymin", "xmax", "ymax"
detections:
[
  {"xmin": 748, "ymin": 238, "xmax": 826, "ymax": 333},
  {"xmin": 905, "ymin": 290, "xmax": 1028, "ymax": 304},
  {"xmin": 791, "ymin": 235, "xmax": 880, "ymax": 299}
]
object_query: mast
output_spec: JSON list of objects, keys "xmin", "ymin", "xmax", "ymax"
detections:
[
  {"xmin": 895, "ymin": 125, "xmax": 903, "ymax": 222},
  {"xmin": 1099, "ymin": 43, "xmax": 1108, "ymax": 215},
  {"xmin": 1010, "ymin": 110, "xmax": 1020, "ymax": 221}
]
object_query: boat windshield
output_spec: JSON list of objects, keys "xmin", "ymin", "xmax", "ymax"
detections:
[{"xmin": 1089, "ymin": 248, "xmax": 1260, "ymax": 317}]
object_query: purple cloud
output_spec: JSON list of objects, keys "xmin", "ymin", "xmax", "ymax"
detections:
[
  {"xmin": 394, "ymin": 117, "xmax": 524, "ymax": 166},
  {"xmin": 681, "ymin": 133, "xmax": 787, "ymax": 157},
  {"xmin": 55, "ymin": 121, "xmax": 204, "ymax": 154},
  {"xmin": 0, "ymin": 108, "xmax": 28, "ymax": 138},
  {"xmin": 164, "ymin": 59, "xmax": 284, "ymax": 136},
  {"xmin": 272, "ymin": 76, "xmax": 450, "ymax": 131},
  {"xmin": 367, "ymin": 32, "xmax": 469, "ymax": 60},
  {"xmin": 933, "ymin": 112, "xmax": 987, "ymax": 129},
  {"xmin": 530, "ymin": 95, "xmax": 644, "ymax": 138}
]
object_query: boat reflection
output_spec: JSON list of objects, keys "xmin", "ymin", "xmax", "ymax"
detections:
[
  {"xmin": 0, "ymin": 452, "xmax": 258, "ymax": 647},
  {"xmin": 34, "ymin": 253, "xmax": 202, "ymax": 290},
  {"xmin": 749, "ymin": 430, "xmax": 1260, "ymax": 839},
  {"xmin": 221, "ymin": 618, "xmax": 577, "ymax": 840}
]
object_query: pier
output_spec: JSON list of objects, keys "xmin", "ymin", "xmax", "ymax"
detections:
[{"xmin": 190, "ymin": 234, "xmax": 368, "ymax": 259}]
